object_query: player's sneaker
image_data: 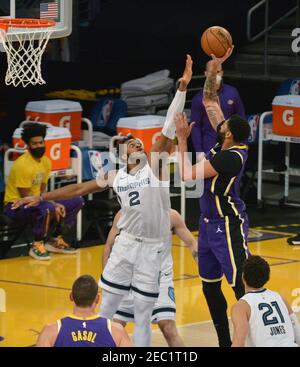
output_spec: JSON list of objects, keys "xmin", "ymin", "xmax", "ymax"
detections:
[
  {"xmin": 29, "ymin": 241, "xmax": 51, "ymax": 260},
  {"xmin": 45, "ymin": 235, "xmax": 78, "ymax": 254},
  {"xmin": 287, "ymin": 234, "xmax": 300, "ymax": 245}
]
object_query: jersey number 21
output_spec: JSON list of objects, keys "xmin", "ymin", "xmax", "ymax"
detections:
[{"xmin": 258, "ymin": 301, "xmax": 285, "ymax": 326}]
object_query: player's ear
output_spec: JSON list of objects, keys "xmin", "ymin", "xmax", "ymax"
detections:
[
  {"xmin": 69, "ymin": 292, "xmax": 74, "ymax": 302},
  {"xmin": 225, "ymin": 130, "xmax": 232, "ymax": 139},
  {"xmin": 95, "ymin": 290, "xmax": 101, "ymax": 306}
]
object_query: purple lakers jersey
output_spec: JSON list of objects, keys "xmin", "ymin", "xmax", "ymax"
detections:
[
  {"xmin": 54, "ymin": 315, "xmax": 116, "ymax": 347},
  {"xmin": 200, "ymin": 144, "xmax": 248, "ymax": 219}
]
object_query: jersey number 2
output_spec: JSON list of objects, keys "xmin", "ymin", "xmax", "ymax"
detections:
[
  {"xmin": 258, "ymin": 301, "xmax": 285, "ymax": 326},
  {"xmin": 129, "ymin": 191, "xmax": 140, "ymax": 207}
]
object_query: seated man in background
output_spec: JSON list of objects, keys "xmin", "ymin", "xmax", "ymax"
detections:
[
  {"xmin": 4, "ymin": 123, "xmax": 83, "ymax": 260},
  {"xmin": 190, "ymin": 60, "xmax": 246, "ymax": 157}
]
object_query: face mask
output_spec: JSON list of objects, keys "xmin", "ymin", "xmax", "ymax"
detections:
[
  {"xmin": 216, "ymin": 74, "xmax": 222, "ymax": 86},
  {"xmin": 29, "ymin": 147, "xmax": 46, "ymax": 158}
]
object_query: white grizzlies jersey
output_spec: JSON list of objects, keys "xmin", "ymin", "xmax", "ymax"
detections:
[
  {"xmin": 241, "ymin": 289, "xmax": 297, "ymax": 347},
  {"xmin": 113, "ymin": 163, "xmax": 170, "ymax": 239}
]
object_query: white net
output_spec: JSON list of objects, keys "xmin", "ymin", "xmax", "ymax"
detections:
[{"xmin": 0, "ymin": 26, "xmax": 54, "ymax": 88}]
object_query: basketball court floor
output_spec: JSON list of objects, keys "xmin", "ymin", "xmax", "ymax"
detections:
[{"xmin": 0, "ymin": 226, "xmax": 299, "ymax": 347}]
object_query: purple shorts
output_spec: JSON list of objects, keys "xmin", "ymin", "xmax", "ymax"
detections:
[{"xmin": 198, "ymin": 214, "xmax": 250, "ymax": 287}]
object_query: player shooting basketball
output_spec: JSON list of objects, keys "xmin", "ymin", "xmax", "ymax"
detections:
[
  {"xmin": 12, "ymin": 54, "xmax": 193, "ymax": 347},
  {"xmin": 174, "ymin": 47, "xmax": 251, "ymax": 347}
]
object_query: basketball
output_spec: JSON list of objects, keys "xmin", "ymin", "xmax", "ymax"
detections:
[{"xmin": 201, "ymin": 26, "xmax": 233, "ymax": 57}]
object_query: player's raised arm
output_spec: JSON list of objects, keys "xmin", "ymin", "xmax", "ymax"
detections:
[
  {"xmin": 202, "ymin": 47, "xmax": 234, "ymax": 130},
  {"xmin": 175, "ymin": 112, "xmax": 218, "ymax": 182},
  {"xmin": 149, "ymin": 54, "xmax": 193, "ymax": 160}
]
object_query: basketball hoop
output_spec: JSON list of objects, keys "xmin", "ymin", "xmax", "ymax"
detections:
[{"xmin": 0, "ymin": 19, "xmax": 56, "ymax": 87}]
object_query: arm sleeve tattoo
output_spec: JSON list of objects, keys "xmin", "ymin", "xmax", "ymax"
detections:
[{"xmin": 203, "ymin": 71, "xmax": 225, "ymax": 130}]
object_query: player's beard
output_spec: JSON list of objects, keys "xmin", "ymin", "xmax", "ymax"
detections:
[
  {"xmin": 216, "ymin": 132, "xmax": 225, "ymax": 146},
  {"xmin": 216, "ymin": 123, "xmax": 226, "ymax": 146}
]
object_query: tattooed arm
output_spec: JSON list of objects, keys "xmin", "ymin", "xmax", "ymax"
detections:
[{"xmin": 203, "ymin": 47, "xmax": 234, "ymax": 131}]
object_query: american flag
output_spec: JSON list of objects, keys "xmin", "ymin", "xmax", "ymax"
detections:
[{"xmin": 40, "ymin": 2, "xmax": 59, "ymax": 19}]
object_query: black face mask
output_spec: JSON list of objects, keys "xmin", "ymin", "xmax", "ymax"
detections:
[{"xmin": 29, "ymin": 147, "xmax": 46, "ymax": 158}]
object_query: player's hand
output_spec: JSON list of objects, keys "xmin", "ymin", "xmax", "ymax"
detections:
[
  {"xmin": 208, "ymin": 46, "xmax": 234, "ymax": 72},
  {"xmin": 175, "ymin": 112, "xmax": 195, "ymax": 141},
  {"xmin": 178, "ymin": 54, "xmax": 193, "ymax": 91},
  {"xmin": 12, "ymin": 196, "xmax": 41, "ymax": 209}
]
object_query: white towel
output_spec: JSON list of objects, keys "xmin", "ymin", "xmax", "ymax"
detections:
[
  {"xmin": 121, "ymin": 70, "xmax": 174, "ymax": 96},
  {"xmin": 122, "ymin": 93, "xmax": 171, "ymax": 107}
]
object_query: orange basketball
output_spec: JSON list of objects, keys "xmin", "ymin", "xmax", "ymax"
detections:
[{"xmin": 201, "ymin": 26, "xmax": 233, "ymax": 58}]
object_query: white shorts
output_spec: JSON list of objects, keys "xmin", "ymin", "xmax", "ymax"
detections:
[
  {"xmin": 114, "ymin": 273, "xmax": 176, "ymax": 324},
  {"xmin": 99, "ymin": 231, "xmax": 164, "ymax": 302}
]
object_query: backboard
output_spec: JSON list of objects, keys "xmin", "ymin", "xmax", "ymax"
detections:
[{"xmin": 0, "ymin": 0, "xmax": 72, "ymax": 39}]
